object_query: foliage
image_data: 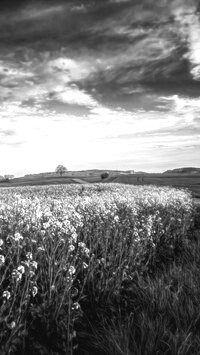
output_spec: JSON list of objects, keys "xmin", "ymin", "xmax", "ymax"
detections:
[
  {"xmin": 55, "ymin": 165, "xmax": 68, "ymax": 176},
  {"xmin": 0, "ymin": 183, "xmax": 197, "ymax": 354},
  {"xmin": 101, "ymin": 172, "xmax": 109, "ymax": 180}
]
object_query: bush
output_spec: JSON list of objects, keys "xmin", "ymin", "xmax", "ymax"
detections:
[{"xmin": 101, "ymin": 172, "xmax": 109, "ymax": 180}]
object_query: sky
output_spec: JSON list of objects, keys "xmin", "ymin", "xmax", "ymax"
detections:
[{"xmin": 0, "ymin": 0, "xmax": 200, "ymax": 177}]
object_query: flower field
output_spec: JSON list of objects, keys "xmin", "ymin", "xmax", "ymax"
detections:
[{"xmin": 0, "ymin": 183, "xmax": 198, "ymax": 355}]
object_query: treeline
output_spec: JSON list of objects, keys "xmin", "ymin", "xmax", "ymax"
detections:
[{"xmin": 0, "ymin": 175, "xmax": 14, "ymax": 182}]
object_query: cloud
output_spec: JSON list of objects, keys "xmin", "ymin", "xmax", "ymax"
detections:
[
  {"xmin": 173, "ymin": 4, "xmax": 200, "ymax": 80},
  {"xmin": 160, "ymin": 95, "xmax": 200, "ymax": 119},
  {"xmin": 0, "ymin": 51, "xmax": 100, "ymax": 112},
  {"xmin": 50, "ymin": 86, "xmax": 98, "ymax": 107},
  {"xmin": 0, "ymin": 129, "xmax": 15, "ymax": 137},
  {"xmin": 0, "ymin": 0, "xmax": 200, "ymax": 175},
  {"xmin": 0, "ymin": 0, "xmax": 200, "ymax": 112}
]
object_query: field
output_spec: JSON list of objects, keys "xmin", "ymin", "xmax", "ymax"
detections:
[
  {"xmin": 0, "ymin": 183, "xmax": 200, "ymax": 355},
  {"xmin": 107, "ymin": 174, "xmax": 200, "ymax": 199},
  {"xmin": 1, "ymin": 172, "xmax": 200, "ymax": 199}
]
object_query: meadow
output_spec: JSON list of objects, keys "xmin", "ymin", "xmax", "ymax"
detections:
[{"xmin": 0, "ymin": 183, "xmax": 199, "ymax": 355}]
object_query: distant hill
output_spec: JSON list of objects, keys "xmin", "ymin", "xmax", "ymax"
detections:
[
  {"xmin": 163, "ymin": 167, "xmax": 200, "ymax": 175},
  {"xmin": 135, "ymin": 171, "xmax": 149, "ymax": 174},
  {"xmin": 23, "ymin": 169, "xmax": 137, "ymax": 179}
]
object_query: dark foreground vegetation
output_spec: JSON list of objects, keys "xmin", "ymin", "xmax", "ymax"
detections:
[{"xmin": 0, "ymin": 184, "xmax": 199, "ymax": 355}]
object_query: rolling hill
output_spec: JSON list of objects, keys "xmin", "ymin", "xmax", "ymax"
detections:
[{"xmin": 163, "ymin": 167, "xmax": 200, "ymax": 175}]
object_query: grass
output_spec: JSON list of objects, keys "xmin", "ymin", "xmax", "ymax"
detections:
[{"xmin": 0, "ymin": 183, "xmax": 199, "ymax": 354}]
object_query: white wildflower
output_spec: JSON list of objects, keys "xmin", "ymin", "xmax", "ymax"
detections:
[
  {"xmin": 0, "ymin": 255, "xmax": 5, "ymax": 266},
  {"xmin": 78, "ymin": 242, "xmax": 86, "ymax": 248},
  {"xmin": 71, "ymin": 232, "xmax": 77, "ymax": 243},
  {"xmin": 12, "ymin": 270, "xmax": 22, "ymax": 281},
  {"xmin": 9, "ymin": 321, "xmax": 16, "ymax": 329},
  {"xmin": 69, "ymin": 245, "xmax": 75, "ymax": 252},
  {"xmin": 3, "ymin": 290, "xmax": 11, "ymax": 300},
  {"xmin": 82, "ymin": 262, "xmax": 88, "ymax": 269},
  {"xmin": 69, "ymin": 266, "xmax": 76, "ymax": 275},
  {"xmin": 43, "ymin": 222, "xmax": 50, "ymax": 229},
  {"xmin": 14, "ymin": 232, "xmax": 23, "ymax": 242},
  {"xmin": 32, "ymin": 286, "xmax": 38, "ymax": 297},
  {"xmin": 17, "ymin": 265, "xmax": 25, "ymax": 274},
  {"xmin": 31, "ymin": 261, "xmax": 38, "ymax": 269},
  {"xmin": 26, "ymin": 252, "xmax": 33, "ymax": 260},
  {"xmin": 72, "ymin": 302, "xmax": 80, "ymax": 310}
]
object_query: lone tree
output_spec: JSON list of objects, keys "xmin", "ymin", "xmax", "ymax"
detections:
[{"xmin": 55, "ymin": 165, "xmax": 68, "ymax": 177}]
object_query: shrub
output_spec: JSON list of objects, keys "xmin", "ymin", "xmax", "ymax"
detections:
[{"xmin": 101, "ymin": 172, "xmax": 109, "ymax": 180}]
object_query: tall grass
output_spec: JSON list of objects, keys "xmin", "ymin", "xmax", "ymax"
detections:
[{"xmin": 0, "ymin": 183, "xmax": 197, "ymax": 354}]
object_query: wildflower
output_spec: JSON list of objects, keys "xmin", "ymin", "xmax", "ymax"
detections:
[
  {"xmin": 43, "ymin": 222, "xmax": 50, "ymax": 229},
  {"xmin": 0, "ymin": 239, "xmax": 3, "ymax": 247},
  {"xmin": 83, "ymin": 247, "xmax": 90, "ymax": 257},
  {"xmin": 82, "ymin": 262, "xmax": 88, "ymax": 269},
  {"xmin": 72, "ymin": 287, "xmax": 78, "ymax": 297},
  {"xmin": 32, "ymin": 286, "xmax": 38, "ymax": 297},
  {"xmin": 69, "ymin": 244, "xmax": 75, "ymax": 252},
  {"xmin": 38, "ymin": 246, "xmax": 45, "ymax": 252},
  {"xmin": 56, "ymin": 221, "xmax": 62, "ymax": 228},
  {"xmin": 31, "ymin": 261, "xmax": 38, "ymax": 269},
  {"xmin": 0, "ymin": 255, "xmax": 5, "ymax": 266},
  {"xmin": 51, "ymin": 285, "xmax": 56, "ymax": 291},
  {"xmin": 71, "ymin": 232, "xmax": 77, "ymax": 243},
  {"xmin": 12, "ymin": 269, "xmax": 22, "ymax": 281},
  {"xmin": 69, "ymin": 266, "xmax": 76, "ymax": 275},
  {"xmin": 59, "ymin": 238, "xmax": 65, "ymax": 244},
  {"xmin": 3, "ymin": 291, "xmax": 11, "ymax": 300},
  {"xmin": 9, "ymin": 321, "xmax": 16, "ymax": 329},
  {"xmin": 17, "ymin": 265, "xmax": 25, "ymax": 274},
  {"xmin": 78, "ymin": 242, "xmax": 86, "ymax": 248},
  {"xmin": 72, "ymin": 302, "xmax": 80, "ymax": 310},
  {"xmin": 26, "ymin": 252, "xmax": 33, "ymax": 260},
  {"xmin": 14, "ymin": 232, "xmax": 23, "ymax": 242}
]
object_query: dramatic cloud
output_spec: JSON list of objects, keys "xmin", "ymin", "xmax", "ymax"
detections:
[{"xmin": 0, "ymin": 0, "xmax": 200, "ymax": 175}]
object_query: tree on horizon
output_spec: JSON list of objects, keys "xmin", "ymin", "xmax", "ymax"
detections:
[{"xmin": 55, "ymin": 165, "xmax": 68, "ymax": 177}]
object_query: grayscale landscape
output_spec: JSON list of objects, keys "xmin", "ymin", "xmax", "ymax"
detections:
[{"xmin": 0, "ymin": 1, "xmax": 200, "ymax": 354}]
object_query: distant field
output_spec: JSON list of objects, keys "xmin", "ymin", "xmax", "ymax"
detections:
[
  {"xmin": 0, "ymin": 172, "xmax": 200, "ymax": 199},
  {"xmin": 0, "ymin": 176, "xmax": 78, "ymax": 187},
  {"xmin": 106, "ymin": 173, "xmax": 200, "ymax": 199}
]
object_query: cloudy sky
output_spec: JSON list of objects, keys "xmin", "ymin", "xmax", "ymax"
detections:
[{"xmin": 0, "ymin": 0, "xmax": 200, "ymax": 176}]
